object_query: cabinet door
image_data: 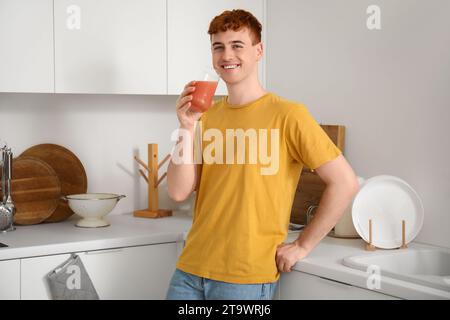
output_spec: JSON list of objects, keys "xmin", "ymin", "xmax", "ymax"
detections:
[
  {"xmin": 0, "ymin": 259, "xmax": 20, "ymax": 300},
  {"xmin": 0, "ymin": 0, "xmax": 54, "ymax": 92},
  {"xmin": 21, "ymin": 243, "xmax": 178, "ymax": 300},
  {"xmin": 82, "ymin": 243, "xmax": 178, "ymax": 299},
  {"xmin": 168, "ymin": 0, "xmax": 265, "ymax": 95},
  {"xmin": 21, "ymin": 253, "xmax": 72, "ymax": 299},
  {"xmin": 54, "ymin": 0, "xmax": 166, "ymax": 94},
  {"xmin": 280, "ymin": 271, "xmax": 400, "ymax": 300}
]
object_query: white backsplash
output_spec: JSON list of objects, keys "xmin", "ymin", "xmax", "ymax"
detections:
[{"xmin": 0, "ymin": 93, "xmax": 193, "ymax": 215}]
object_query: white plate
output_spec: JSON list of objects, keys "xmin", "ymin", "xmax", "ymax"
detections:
[{"xmin": 352, "ymin": 175, "xmax": 424, "ymax": 249}]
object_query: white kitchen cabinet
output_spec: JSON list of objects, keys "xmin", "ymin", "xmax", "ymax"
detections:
[
  {"xmin": 0, "ymin": 259, "xmax": 20, "ymax": 300},
  {"xmin": 54, "ymin": 0, "xmax": 166, "ymax": 94},
  {"xmin": 0, "ymin": 0, "xmax": 54, "ymax": 92},
  {"xmin": 21, "ymin": 252, "xmax": 72, "ymax": 300},
  {"xmin": 280, "ymin": 271, "xmax": 401, "ymax": 300},
  {"xmin": 20, "ymin": 242, "xmax": 178, "ymax": 300},
  {"xmin": 1, "ymin": 0, "xmax": 265, "ymax": 95},
  {"xmin": 167, "ymin": 0, "xmax": 265, "ymax": 95},
  {"xmin": 81, "ymin": 243, "xmax": 178, "ymax": 299}
]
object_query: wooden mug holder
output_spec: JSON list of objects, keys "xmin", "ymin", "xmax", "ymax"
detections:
[
  {"xmin": 365, "ymin": 219, "xmax": 408, "ymax": 251},
  {"xmin": 133, "ymin": 143, "xmax": 172, "ymax": 218}
]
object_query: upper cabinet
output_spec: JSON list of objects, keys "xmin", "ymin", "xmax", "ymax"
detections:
[
  {"xmin": 0, "ymin": 0, "xmax": 265, "ymax": 95},
  {"xmin": 167, "ymin": 0, "xmax": 265, "ymax": 95},
  {"xmin": 54, "ymin": 0, "xmax": 166, "ymax": 94},
  {"xmin": 0, "ymin": 0, "xmax": 54, "ymax": 93}
]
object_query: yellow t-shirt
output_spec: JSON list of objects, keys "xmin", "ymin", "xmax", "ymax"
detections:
[{"xmin": 176, "ymin": 92, "xmax": 342, "ymax": 284}]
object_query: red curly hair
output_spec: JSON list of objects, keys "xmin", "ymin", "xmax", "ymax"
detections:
[{"xmin": 208, "ymin": 9, "xmax": 262, "ymax": 45}]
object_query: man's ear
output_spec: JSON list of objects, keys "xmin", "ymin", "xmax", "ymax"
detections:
[{"xmin": 256, "ymin": 42, "xmax": 263, "ymax": 61}]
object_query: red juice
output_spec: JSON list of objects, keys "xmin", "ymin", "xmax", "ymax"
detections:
[{"xmin": 191, "ymin": 81, "xmax": 218, "ymax": 112}]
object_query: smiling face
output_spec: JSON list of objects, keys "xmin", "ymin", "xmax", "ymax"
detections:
[{"xmin": 211, "ymin": 28, "xmax": 263, "ymax": 86}]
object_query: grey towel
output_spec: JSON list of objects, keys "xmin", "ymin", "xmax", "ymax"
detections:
[{"xmin": 47, "ymin": 254, "xmax": 99, "ymax": 300}]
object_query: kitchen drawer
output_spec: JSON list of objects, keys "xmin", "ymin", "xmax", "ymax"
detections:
[
  {"xmin": 280, "ymin": 271, "xmax": 400, "ymax": 300},
  {"xmin": 81, "ymin": 242, "xmax": 178, "ymax": 299},
  {"xmin": 21, "ymin": 252, "xmax": 71, "ymax": 299},
  {"xmin": 21, "ymin": 242, "xmax": 178, "ymax": 300},
  {"xmin": 0, "ymin": 259, "xmax": 20, "ymax": 300}
]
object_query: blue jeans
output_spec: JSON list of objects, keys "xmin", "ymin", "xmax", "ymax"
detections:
[{"xmin": 166, "ymin": 269, "xmax": 278, "ymax": 300}]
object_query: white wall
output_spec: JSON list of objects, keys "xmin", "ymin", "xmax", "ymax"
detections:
[
  {"xmin": 266, "ymin": 0, "xmax": 450, "ymax": 247},
  {"xmin": 0, "ymin": 93, "xmax": 193, "ymax": 216}
]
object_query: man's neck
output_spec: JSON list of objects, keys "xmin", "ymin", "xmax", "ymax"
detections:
[{"xmin": 225, "ymin": 76, "xmax": 267, "ymax": 106}]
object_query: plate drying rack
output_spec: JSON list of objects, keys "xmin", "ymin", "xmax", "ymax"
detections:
[{"xmin": 365, "ymin": 219, "xmax": 408, "ymax": 251}]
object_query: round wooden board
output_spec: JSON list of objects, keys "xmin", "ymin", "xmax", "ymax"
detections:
[
  {"xmin": 0, "ymin": 156, "xmax": 61, "ymax": 225},
  {"xmin": 20, "ymin": 144, "xmax": 88, "ymax": 222}
]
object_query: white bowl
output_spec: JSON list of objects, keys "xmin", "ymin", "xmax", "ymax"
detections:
[{"xmin": 63, "ymin": 193, "xmax": 126, "ymax": 228}]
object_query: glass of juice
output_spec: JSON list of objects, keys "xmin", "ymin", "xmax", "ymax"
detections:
[{"xmin": 190, "ymin": 69, "xmax": 220, "ymax": 112}]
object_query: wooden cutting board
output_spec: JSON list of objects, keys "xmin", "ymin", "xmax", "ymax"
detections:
[
  {"xmin": 0, "ymin": 156, "xmax": 61, "ymax": 225},
  {"xmin": 20, "ymin": 144, "xmax": 88, "ymax": 222},
  {"xmin": 290, "ymin": 124, "xmax": 345, "ymax": 225}
]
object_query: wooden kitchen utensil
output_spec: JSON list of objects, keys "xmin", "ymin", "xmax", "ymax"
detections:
[
  {"xmin": 290, "ymin": 124, "xmax": 345, "ymax": 225},
  {"xmin": 400, "ymin": 220, "xmax": 408, "ymax": 249},
  {"xmin": 365, "ymin": 219, "xmax": 376, "ymax": 251},
  {"xmin": 0, "ymin": 156, "xmax": 61, "ymax": 225},
  {"xmin": 20, "ymin": 143, "xmax": 88, "ymax": 222},
  {"xmin": 134, "ymin": 143, "xmax": 172, "ymax": 218}
]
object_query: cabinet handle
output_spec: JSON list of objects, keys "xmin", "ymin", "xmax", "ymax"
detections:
[
  {"xmin": 318, "ymin": 276, "xmax": 354, "ymax": 288},
  {"xmin": 85, "ymin": 248, "xmax": 123, "ymax": 255}
]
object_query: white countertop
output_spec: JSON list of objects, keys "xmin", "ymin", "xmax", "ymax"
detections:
[
  {"xmin": 1, "ymin": 213, "xmax": 448, "ymax": 299},
  {"xmin": 285, "ymin": 232, "xmax": 450, "ymax": 300},
  {"xmin": 0, "ymin": 211, "xmax": 193, "ymax": 261}
]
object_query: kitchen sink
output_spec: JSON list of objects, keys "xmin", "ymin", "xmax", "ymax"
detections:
[{"xmin": 342, "ymin": 248, "xmax": 450, "ymax": 292}]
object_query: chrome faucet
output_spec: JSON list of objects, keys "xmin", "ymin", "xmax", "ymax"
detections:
[{"xmin": 0, "ymin": 145, "xmax": 16, "ymax": 232}]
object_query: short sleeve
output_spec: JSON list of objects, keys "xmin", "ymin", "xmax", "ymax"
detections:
[{"xmin": 284, "ymin": 105, "xmax": 342, "ymax": 169}]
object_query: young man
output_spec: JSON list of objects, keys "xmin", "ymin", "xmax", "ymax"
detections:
[{"xmin": 166, "ymin": 9, "xmax": 359, "ymax": 300}]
